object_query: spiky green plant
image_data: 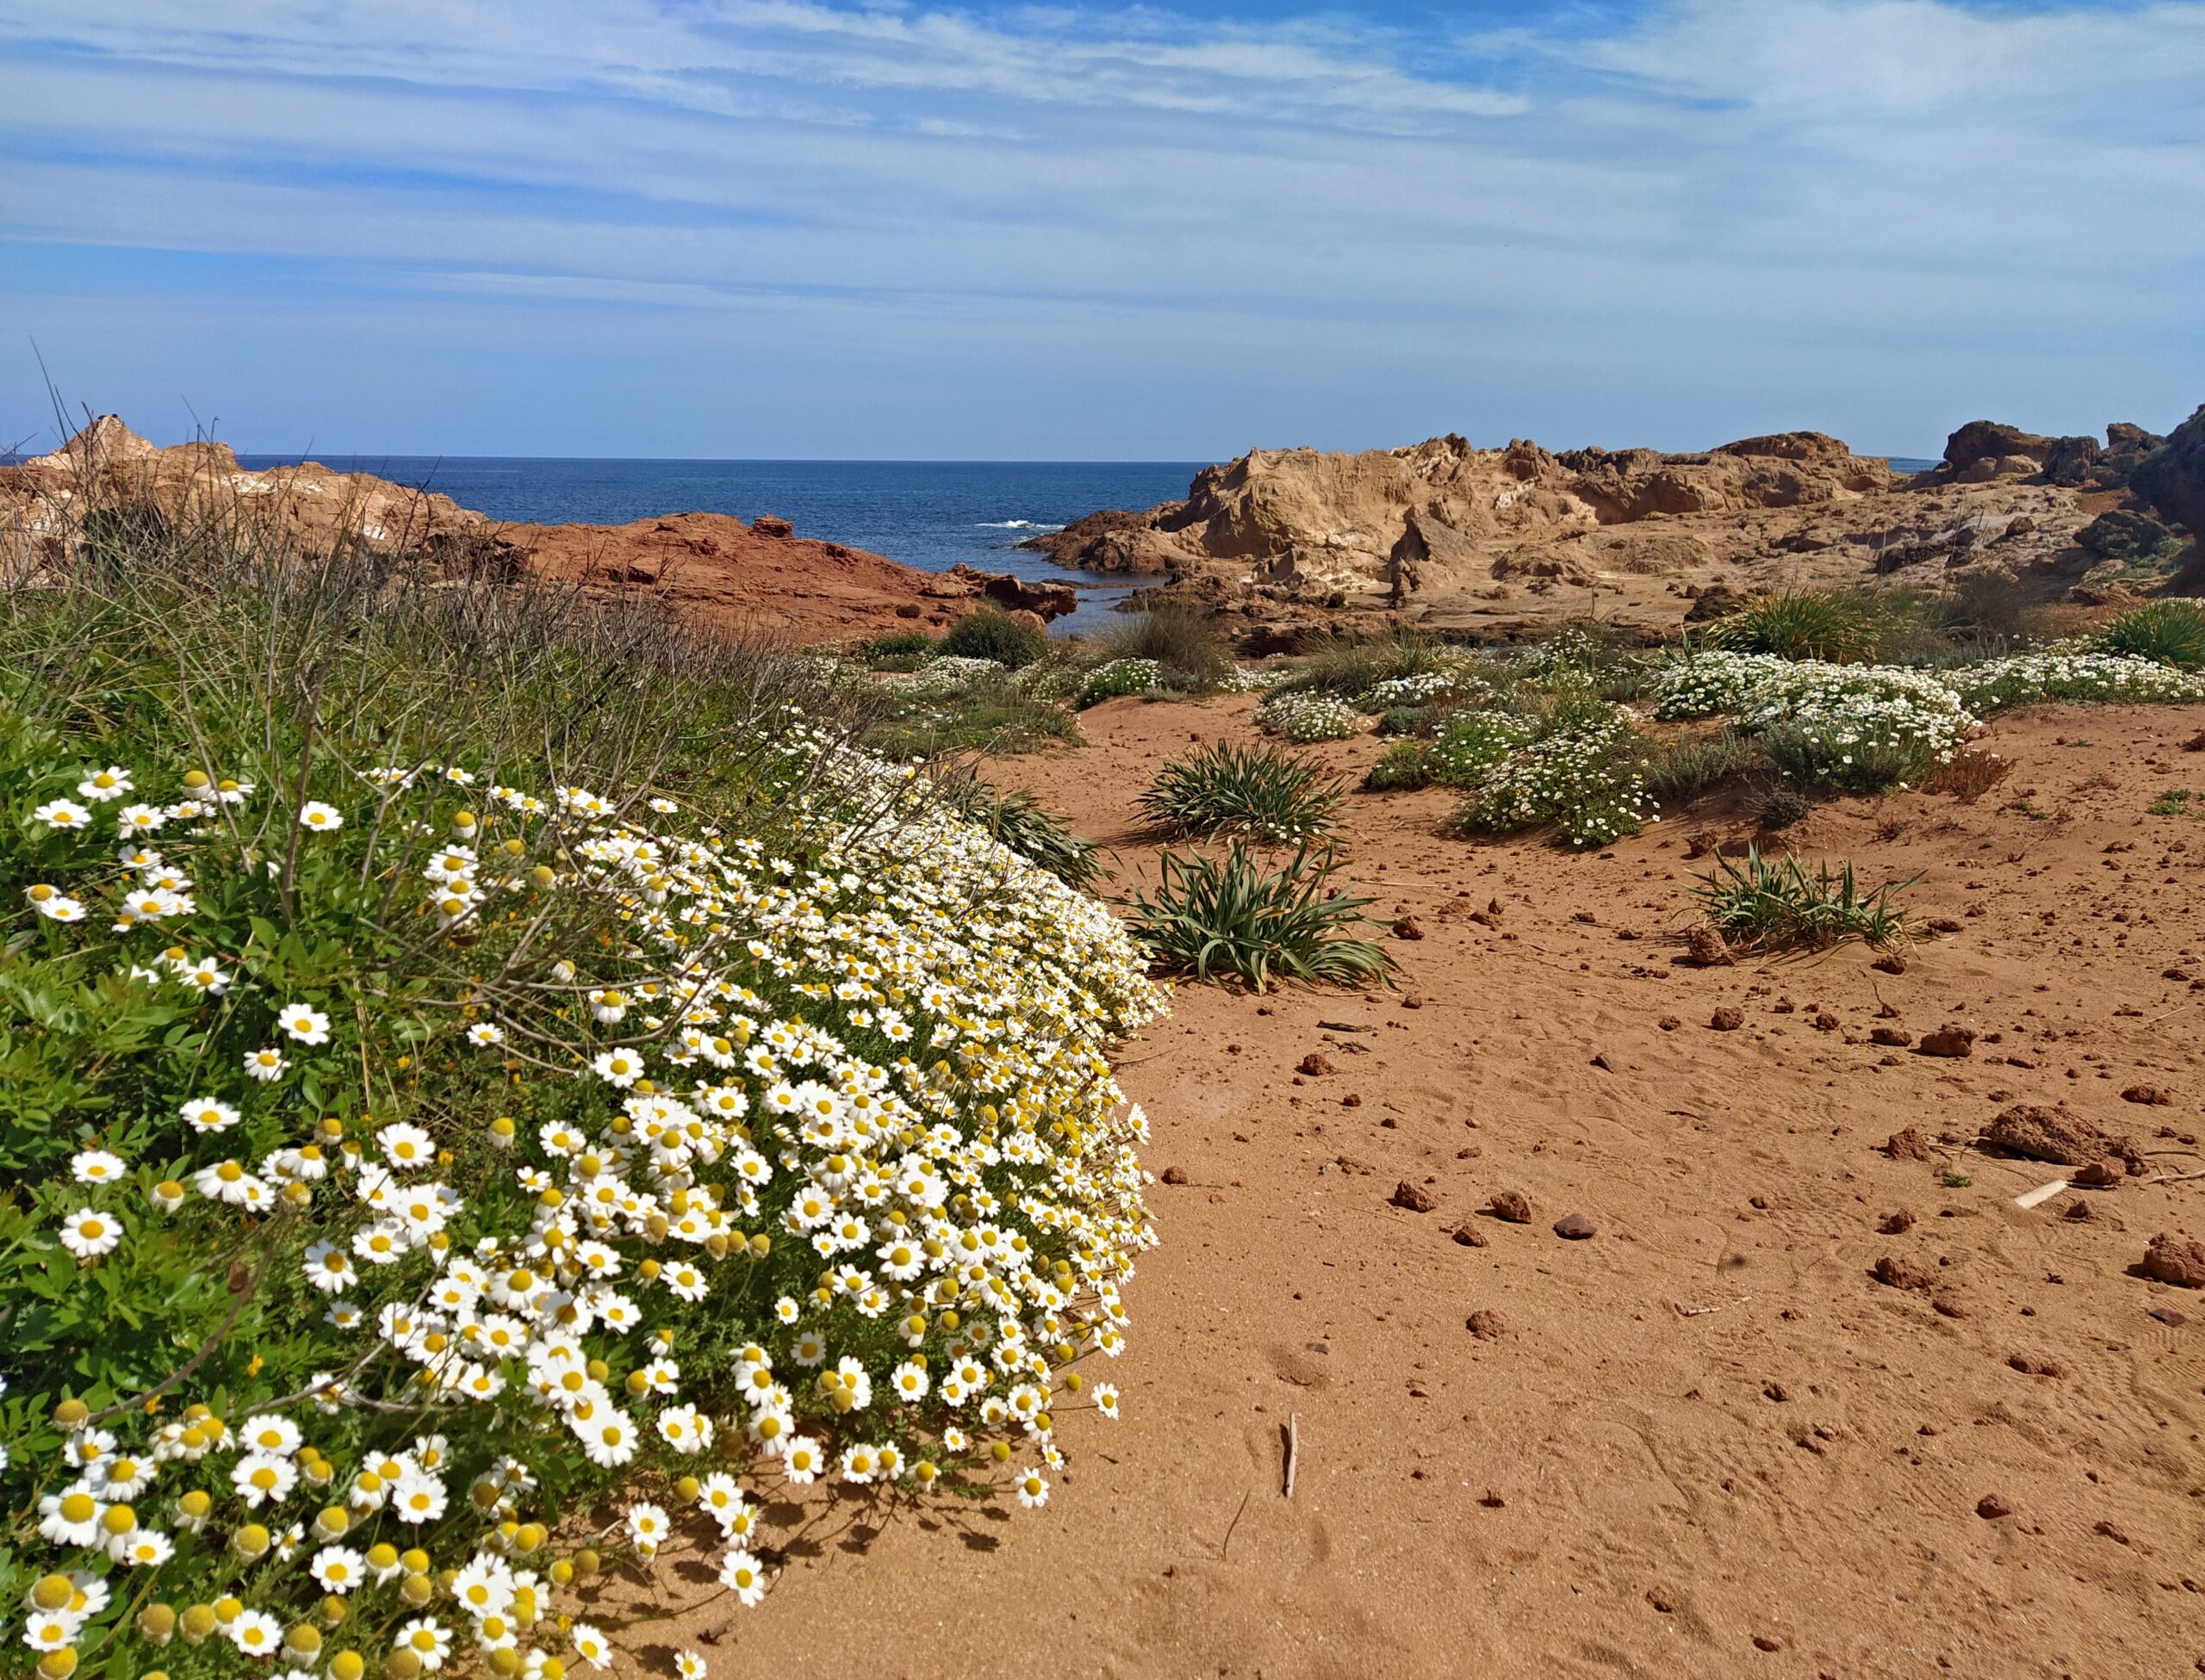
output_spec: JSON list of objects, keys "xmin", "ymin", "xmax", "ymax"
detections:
[
  {"xmin": 1711, "ymin": 590, "xmax": 1880, "ymax": 662},
  {"xmin": 1137, "ymin": 741, "xmax": 1343, "ymax": 843},
  {"xmin": 936, "ymin": 776, "xmax": 1105, "ymax": 890},
  {"xmin": 1121, "ymin": 842, "xmax": 1395, "ymax": 990},
  {"xmin": 1693, "ymin": 846, "xmax": 1916, "ymax": 951},
  {"xmin": 2090, "ymin": 600, "xmax": 2205, "ymax": 670}
]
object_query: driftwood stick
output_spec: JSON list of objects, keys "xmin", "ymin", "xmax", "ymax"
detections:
[{"xmin": 1283, "ymin": 1412, "xmax": 1300, "ymax": 1500}]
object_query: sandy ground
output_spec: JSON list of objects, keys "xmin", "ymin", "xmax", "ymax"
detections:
[{"xmin": 596, "ymin": 695, "xmax": 2205, "ymax": 1679}]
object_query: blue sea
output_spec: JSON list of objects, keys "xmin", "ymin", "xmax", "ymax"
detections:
[{"xmin": 231, "ymin": 456, "xmax": 1207, "ymax": 636}]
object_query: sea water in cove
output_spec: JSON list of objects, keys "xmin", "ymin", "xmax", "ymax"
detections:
[{"xmin": 232, "ymin": 456, "xmax": 1206, "ymax": 637}]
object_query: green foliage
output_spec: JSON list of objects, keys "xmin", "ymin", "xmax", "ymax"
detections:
[
  {"xmin": 940, "ymin": 608, "xmax": 1049, "ymax": 669},
  {"xmin": 1712, "ymin": 589, "xmax": 1881, "ymax": 662},
  {"xmin": 1075, "ymin": 657, "xmax": 1161, "ymax": 708},
  {"xmin": 2148, "ymin": 787, "xmax": 2196, "ymax": 815},
  {"xmin": 1122, "ymin": 842, "xmax": 1395, "ymax": 991},
  {"xmin": 1645, "ymin": 728, "xmax": 1766, "ymax": 803},
  {"xmin": 1363, "ymin": 741, "xmax": 1432, "ymax": 791},
  {"xmin": 1454, "ymin": 703, "xmax": 1651, "ymax": 847},
  {"xmin": 0, "ymin": 499, "xmax": 1162, "ymax": 1673},
  {"xmin": 1137, "ymin": 741, "xmax": 1342, "ymax": 844},
  {"xmin": 1693, "ymin": 846, "xmax": 1915, "ymax": 951},
  {"xmin": 1100, "ymin": 604, "xmax": 1232, "ymax": 691},
  {"xmin": 854, "ymin": 628, "xmax": 939, "ymax": 669},
  {"xmin": 1376, "ymin": 704, "xmax": 1430, "ymax": 736},
  {"xmin": 1281, "ymin": 629, "xmax": 1438, "ymax": 697},
  {"xmin": 937, "ymin": 775, "xmax": 1104, "ymax": 890},
  {"xmin": 1425, "ymin": 710, "xmax": 1536, "ymax": 790},
  {"xmin": 2091, "ymin": 599, "xmax": 2205, "ymax": 669}
]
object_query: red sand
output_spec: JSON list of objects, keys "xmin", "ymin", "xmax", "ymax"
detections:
[{"xmin": 597, "ymin": 696, "xmax": 2205, "ymax": 1678}]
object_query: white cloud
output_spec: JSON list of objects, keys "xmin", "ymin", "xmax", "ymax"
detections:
[{"xmin": 0, "ymin": 0, "xmax": 2199, "ymax": 453}]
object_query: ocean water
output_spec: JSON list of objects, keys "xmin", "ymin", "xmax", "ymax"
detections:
[{"xmin": 232, "ymin": 456, "xmax": 1206, "ymax": 636}]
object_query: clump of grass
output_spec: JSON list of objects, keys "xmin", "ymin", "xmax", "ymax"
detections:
[
  {"xmin": 854, "ymin": 628, "xmax": 938, "ymax": 669},
  {"xmin": 2091, "ymin": 599, "xmax": 2205, "ymax": 669},
  {"xmin": 1645, "ymin": 728, "xmax": 1766, "ymax": 803},
  {"xmin": 1122, "ymin": 842, "xmax": 1395, "ymax": 991},
  {"xmin": 1693, "ymin": 846, "xmax": 1916, "ymax": 951},
  {"xmin": 936, "ymin": 774, "xmax": 1104, "ymax": 890},
  {"xmin": 1137, "ymin": 740, "xmax": 1342, "ymax": 843},
  {"xmin": 869, "ymin": 675, "xmax": 1079, "ymax": 757},
  {"xmin": 1364, "ymin": 740, "xmax": 1432, "ymax": 791},
  {"xmin": 1101, "ymin": 604, "xmax": 1231, "ymax": 691},
  {"xmin": 941, "ymin": 607, "xmax": 1049, "ymax": 669},
  {"xmin": 1712, "ymin": 589, "xmax": 1880, "ymax": 662},
  {"xmin": 1283, "ymin": 629, "xmax": 1438, "ymax": 697},
  {"xmin": 1924, "ymin": 747, "xmax": 2014, "ymax": 803},
  {"xmin": 2148, "ymin": 787, "xmax": 2196, "ymax": 815}
]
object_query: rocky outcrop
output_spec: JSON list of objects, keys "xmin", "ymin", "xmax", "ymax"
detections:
[
  {"xmin": 5, "ymin": 413, "xmax": 488, "ymax": 560},
  {"xmin": 1025, "ymin": 431, "xmax": 1890, "ymax": 591},
  {"xmin": 1019, "ymin": 420, "xmax": 2181, "ymax": 644},
  {"xmin": 3, "ymin": 417, "xmax": 1065, "ymax": 644},
  {"xmin": 2133, "ymin": 405, "xmax": 2205, "ymax": 542}
]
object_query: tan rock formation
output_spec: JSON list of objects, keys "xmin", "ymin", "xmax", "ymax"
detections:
[{"xmin": 1024, "ymin": 423, "xmax": 2165, "ymax": 644}]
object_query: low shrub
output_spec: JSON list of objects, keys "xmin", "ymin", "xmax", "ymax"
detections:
[
  {"xmin": 1711, "ymin": 589, "xmax": 1881, "ymax": 662},
  {"xmin": 1076, "ymin": 657, "xmax": 1163, "ymax": 708},
  {"xmin": 1737, "ymin": 665, "xmax": 1975, "ymax": 793},
  {"xmin": 1644, "ymin": 728, "xmax": 1766, "ymax": 803},
  {"xmin": 1953, "ymin": 648, "xmax": 2205, "ymax": 710},
  {"xmin": 1923, "ymin": 747, "xmax": 2014, "ymax": 803},
  {"xmin": 1425, "ymin": 710, "xmax": 1536, "ymax": 790},
  {"xmin": 1754, "ymin": 779, "xmax": 1815, "ymax": 831},
  {"xmin": 1254, "ymin": 691, "xmax": 1362, "ymax": 743},
  {"xmin": 1454, "ymin": 705, "xmax": 1651, "ymax": 847},
  {"xmin": 1693, "ymin": 846, "xmax": 1915, "ymax": 950},
  {"xmin": 0, "ymin": 508, "xmax": 1162, "ymax": 1677},
  {"xmin": 854, "ymin": 628, "xmax": 938, "ymax": 668},
  {"xmin": 2091, "ymin": 600, "xmax": 2205, "ymax": 669},
  {"xmin": 1137, "ymin": 741, "xmax": 1342, "ymax": 844},
  {"xmin": 1363, "ymin": 741, "xmax": 1432, "ymax": 790},
  {"xmin": 1376, "ymin": 704, "xmax": 1432, "ymax": 736},
  {"xmin": 941, "ymin": 608, "xmax": 1049, "ymax": 669},
  {"xmin": 1121, "ymin": 843, "xmax": 1395, "ymax": 991}
]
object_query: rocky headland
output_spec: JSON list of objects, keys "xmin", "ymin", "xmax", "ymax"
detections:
[
  {"xmin": 0, "ymin": 417, "xmax": 1073, "ymax": 642},
  {"xmin": 1025, "ymin": 410, "xmax": 2203, "ymax": 646}
]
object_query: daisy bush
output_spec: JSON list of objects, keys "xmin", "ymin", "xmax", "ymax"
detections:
[
  {"xmin": 1253, "ymin": 691, "xmax": 1361, "ymax": 744},
  {"xmin": 1946, "ymin": 651, "xmax": 2205, "ymax": 712},
  {"xmin": 1649, "ymin": 652, "xmax": 1975, "ymax": 792},
  {"xmin": 0, "ymin": 525, "xmax": 1164, "ymax": 1680},
  {"xmin": 1075, "ymin": 659, "xmax": 1161, "ymax": 709},
  {"xmin": 1456, "ymin": 704, "xmax": 1654, "ymax": 848}
]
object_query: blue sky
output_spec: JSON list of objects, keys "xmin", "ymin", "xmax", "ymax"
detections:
[{"xmin": 1, "ymin": 0, "xmax": 2200, "ymax": 459}]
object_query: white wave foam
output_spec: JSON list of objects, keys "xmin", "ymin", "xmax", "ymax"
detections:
[{"xmin": 977, "ymin": 519, "xmax": 1063, "ymax": 531}]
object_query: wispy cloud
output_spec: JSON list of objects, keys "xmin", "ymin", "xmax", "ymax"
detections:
[{"xmin": 0, "ymin": 0, "xmax": 2198, "ymax": 455}]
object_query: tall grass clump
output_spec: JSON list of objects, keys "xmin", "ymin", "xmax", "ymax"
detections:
[
  {"xmin": 939, "ymin": 607, "xmax": 1049, "ymax": 669},
  {"xmin": 1121, "ymin": 843, "xmax": 1394, "ymax": 992},
  {"xmin": 1693, "ymin": 847, "xmax": 1915, "ymax": 951},
  {"xmin": 2090, "ymin": 599, "xmax": 2205, "ymax": 670},
  {"xmin": 1279, "ymin": 629, "xmax": 1439, "ymax": 698},
  {"xmin": 1137, "ymin": 741, "xmax": 1342, "ymax": 844},
  {"xmin": 1099, "ymin": 604, "xmax": 1232, "ymax": 691},
  {"xmin": 0, "ymin": 485, "xmax": 1165, "ymax": 1677},
  {"xmin": 1711, "ymin": 590, "xmax": 1880, "ymax": 663}
]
